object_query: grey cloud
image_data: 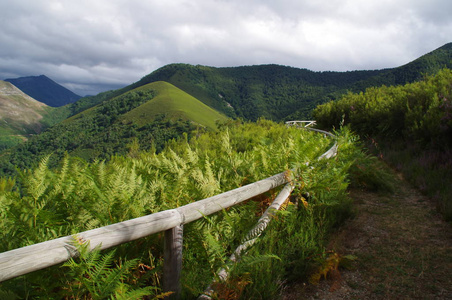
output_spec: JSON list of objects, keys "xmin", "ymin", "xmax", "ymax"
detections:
[{"xmin": 0, "ymin": 0, "xmax": 451, "ymax": 96}]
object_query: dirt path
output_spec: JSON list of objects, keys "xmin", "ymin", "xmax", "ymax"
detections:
[{"xmin": 281, "ymin": 173, "xmax": 452, "ymax": 299}]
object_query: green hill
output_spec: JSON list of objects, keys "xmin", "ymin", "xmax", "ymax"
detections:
[
  {"xmin": 2, "ymin": 43, "xmax": 451, "ymax": 174},
  {"xmin": 0, "ymin": 81, "xmax": 227, "ymax": 175},
  {"xmin": 118, "ymin": 43, "xmax": 452, "ymax": 121},
  {"xmin": 122, "ymin": 81, "xmax": 227, "ymax": 129},
  {"xmin": 60, "ymin": 43, "xmax": 452, "ymax": 124}
]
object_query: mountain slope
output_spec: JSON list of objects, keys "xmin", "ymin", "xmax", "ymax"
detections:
[
  {"xmin": 5, "ymin": 75, "xmax": 81, "ymax": 107},
  {"xmin": 0, "ymin": 81, "xmax": 49, "ymax": 149},
  {"xmin": 128, "ymin": 64, "xmax": 385, "ymax": 121},
  {"xmin": 122, "ymin": 81, "xmax": 228, "ymax": 129},
  {"xmin": 0, "ymin": 80, "xmax": 227, "ymax": 175},
  {"xmin": 123, "ymin": 43, "xmax": 452, "ymax": 121}
]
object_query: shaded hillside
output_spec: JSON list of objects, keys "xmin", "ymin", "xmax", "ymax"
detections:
[
  {"xmin": 351, "ymin": 43, "xmax": 452, "ymax": 88},
  {"xmin": 5, "ymin": 75, "xmax": 81, "ymax": 107},
  {"xmin": 0, "ymin": 81, "xmax": 227, "ymax": 176},
  {"xmin": 119, "ymin": 43, "xmax": 452, "ymax": 121}
]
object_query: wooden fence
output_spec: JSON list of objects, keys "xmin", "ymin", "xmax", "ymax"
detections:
[{"xmin": 0, "ymin": 121, "xmax": 337, "ymax": 299}]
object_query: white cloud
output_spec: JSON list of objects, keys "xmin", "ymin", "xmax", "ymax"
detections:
[{"xmin": 0, "ymin": 0, "xmax": 451, "ymax": 95}]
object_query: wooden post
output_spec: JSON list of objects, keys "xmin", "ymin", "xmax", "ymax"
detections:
[{"xmin": 163, "ymin": 225, "xmax": 184, "ymax": 299}]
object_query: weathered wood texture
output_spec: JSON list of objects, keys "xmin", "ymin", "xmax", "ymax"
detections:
[
  {"xmin": 163, "ymin": 225, "xmax": 184, "ymax": 299},
  {"xmin": 0, "ymin": 172, "xmax": 289, "ymax": 282},
  {"xmin": 199, "ymin": 183, "xmax": 295, "ymax": 299},
  {"xmin": 285, "ymin": 120, "xmax": 316, "ymax": 128},
  {"xmin": 0, "ymin": 121, "xmax": 338, "ymax": 286},
  {"xmin": 0, "ymin": 209, "xmax": 182, "ymax": 282},
  {"xmin": 176, "ymin": 172, "xmax": 288, "ymax": 224}
]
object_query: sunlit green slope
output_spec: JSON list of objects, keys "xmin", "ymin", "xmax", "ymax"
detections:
[{"xmin": 122, "ymin": 81, "xmax": 228, "ymax": 129}]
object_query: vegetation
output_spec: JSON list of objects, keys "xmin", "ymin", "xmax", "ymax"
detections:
[
  {"xmin": 1, "ymin": 43, "xmax": 451, "ymax": 299},
  {"xmin": 0, "ymin": 81, "xmax": 228, "ymax": 176},
  {"xmin": 313, "ymin": 68, "xmax": 452, "ymax": 219},
  {"xmin": 0, "ymin": 120, "xmax": 389, "ymax": 299},
  {"xmin": 0, "ymin": 80, "xmax": 73, "ymax": 150},
  {"xmin": 2, "ymin": 43, "xmax": 451, "ymax": 152},
  {"xmin": 121, "ymin": 81, "xmax": 228, "ymax": 130},
  {"xmin": 122, "ymin": 43, "xmax": 452, "ymax": 121}
]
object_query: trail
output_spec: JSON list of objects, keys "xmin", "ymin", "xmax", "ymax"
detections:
[{"xmin": 281, "ymin": 171, "xmax": 452, "ymax": 299}]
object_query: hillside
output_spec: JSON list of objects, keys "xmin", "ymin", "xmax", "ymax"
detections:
[
  {"xmin": 116, "ymin": 43, "xmax": 452, "ymax": 121},
  {"xmin": 128, "ymin": 64, "xmax": 385, "ymax": 121},
  {"xmin": 122, "ymin": 81, "xmax": 228, "ymax": 129},
  {"xmin": 313, "ymin": 68, "xmax": 452, "ymax": 220},
  {"xmin": 1, "ymin": 43, "xmax": 451, "ymax": 171},
  {"xmin": 0, "ymin": 81, "xmax": 227, "ymax": 175},
  {"xmin": 0, "ymin": 81, "xmax": 50, "ymax": 149},
  {"xmin": 4, "ymin": 75, "xmax": 81, "ymax": 107}
]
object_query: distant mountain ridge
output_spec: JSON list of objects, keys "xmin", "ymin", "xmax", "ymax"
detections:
[
  {"xmin": 4, "ymin": 75, "xmax": 81, "ymax": 107},
  {"xmin": 122, "ymin": 43, "xmax": 452, "ymax": 120}
]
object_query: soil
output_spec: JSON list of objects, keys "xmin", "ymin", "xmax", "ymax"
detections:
[{"xmin": 280, "ymin": 172, "xmax": 452, "ymax": 299}]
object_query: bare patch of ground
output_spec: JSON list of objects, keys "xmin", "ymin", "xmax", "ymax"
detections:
[{"xmin": 281, "ymin": 172, "xmax": 452, "ymax": 299}]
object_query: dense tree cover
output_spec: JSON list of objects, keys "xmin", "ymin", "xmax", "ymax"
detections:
[
  {"xmin": 0, "ymin": 89, "xmax": 198, "ymax": 176},
  {"xmin": 116, "ymin": 43, "xmax": 452, "ymax": 122},
  {"xmin": 68, "ymin": 89, "xmax": 124, "ymax": 115},
  {"xmin": 131, "ymin": 63, "xmax": 385, "ymax": 121},
  {"xmin": 313, "ymin": 68, "xmax": 452, "ymax": 219},
  {"xmin": 0, "ymin": 120, "xmax": 391, "ymax": 299}
]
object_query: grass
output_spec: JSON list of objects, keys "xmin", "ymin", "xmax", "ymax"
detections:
[
  {"xmin": 122, "ymin": 81, "xmax": 229, "ymax": 129},
  {"xmin": 293, "ymin": 172, "xmax": 452, "ymax": 299},
  {"xmin": 375, "ymin": 141, "xmax": 452, "ymax": 221}
]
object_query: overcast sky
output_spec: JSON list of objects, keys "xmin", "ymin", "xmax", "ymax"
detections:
[{"xmin": 1, "ymin": 0, "xmax": 451, "ymax": 96}]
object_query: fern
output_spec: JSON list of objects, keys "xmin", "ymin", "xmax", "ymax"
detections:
[
  {"xmin": 62, "ymin": 240, "xmax": 162, "ymax": 300},
  {"xmin": 1, "ymin": 119, "xmax": 368, "ymax": 298},
  {"xmin": 0, "ymin": 289, "xmax": 19, "ymax": 300}
]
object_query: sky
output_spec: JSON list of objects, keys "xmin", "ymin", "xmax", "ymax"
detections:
[{"xmin": 0, "ymin": 0, "xmax": 451, "ymax": 96}]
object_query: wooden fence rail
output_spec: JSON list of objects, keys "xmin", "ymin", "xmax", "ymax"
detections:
[{"xmin": 0, "ymin": 121, "xmax": 337, "ymax": 299}]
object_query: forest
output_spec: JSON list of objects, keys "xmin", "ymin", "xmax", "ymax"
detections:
[{"xmin": 124, "ymin": 43, "xmax": 452, "ymax": 121}]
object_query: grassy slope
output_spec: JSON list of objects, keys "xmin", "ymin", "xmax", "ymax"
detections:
[
  {"xmin": 0, "ymin": 81, "xmax": 47, "ymax": 148},
  {"xmin": 122, "ymin": 81, "xmax": 228, "ymax": 129}
]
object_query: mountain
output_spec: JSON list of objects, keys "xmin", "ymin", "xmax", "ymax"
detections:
[
  {"xmin": 121, "ymin": 43, "xmax": 452, "ymax": 121},
  {"xmin": 0, "ymin": 81, "xmax": 228, "ymax": 175},
  {"xmin": 1, "ymin": 43, "xmax": 451, "ymax": 175},
  {"xmin": 0, "ymin": 80, "xmax": 50, "ymax": 149},
  {"xmin": 0, "ymin": 80, "xmax": 72, "ymax": 150},
  {"xmin": 4, "ymin": 75, "xmax": 81, "ymax": 107},
  {"xmin": 121, "ymin": 81, "xmax": 228, "ymax": 130}
]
